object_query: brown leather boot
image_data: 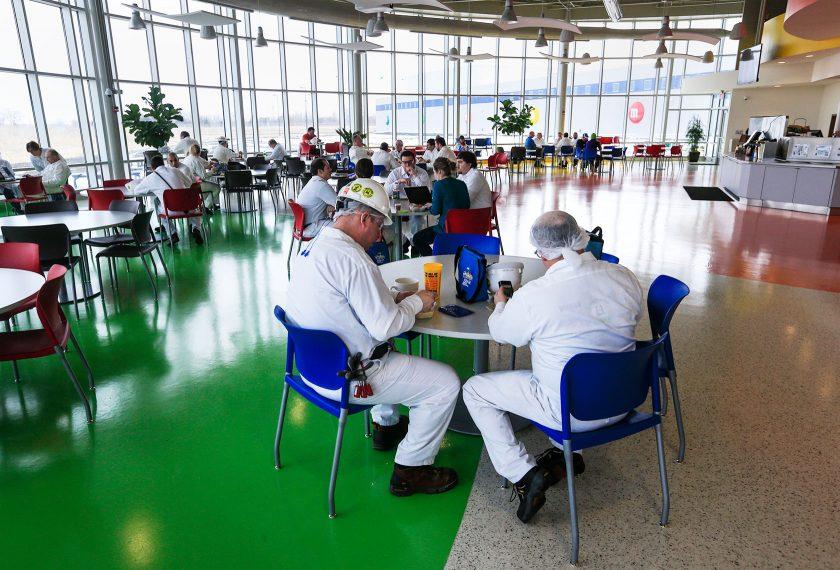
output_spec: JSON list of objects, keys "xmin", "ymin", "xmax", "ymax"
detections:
[
  {"xmin": 373, "ymin": 415, "xmax": 409, "ymax": 451},
  {"xmin": 389, "ymin": 464, "xmax": 459, "ymax": 497},
  {"xmin": 535, "ymin": 447, "xmax": 585, "ymax": 487}
]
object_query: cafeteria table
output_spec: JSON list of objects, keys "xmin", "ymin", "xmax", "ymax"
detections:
[
  {"xmin": 0, "ymin": 268, "xmax": 44, "ymax": 315},
  {"xmin": 0, "ymin": 210, "xmax": 135, "ymax": 300},
  {"xmin": 389, "ymin": 199, "xmax": 431, "ymax": 262},
  {"xmin": 379, "ymin": 254, "xmax": 545, "ymax": 434}
]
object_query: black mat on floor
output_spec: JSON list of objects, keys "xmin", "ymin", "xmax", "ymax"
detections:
[{"xmin": 683, "ymin": 186, "xmax": 733, "ymax": 201}]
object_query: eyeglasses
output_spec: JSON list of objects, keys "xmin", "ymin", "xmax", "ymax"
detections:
[
  {"xmin": 534, "ymin": 249, "xmax": 543, "ymax": 259},
  {"xmin": 401, "ymin": 160, "xmax": 414, "ymax": 165}
]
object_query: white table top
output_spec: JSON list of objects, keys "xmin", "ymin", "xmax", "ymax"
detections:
[
  {"xmin": 0, "ymin": 268, "xmax": 44, "ymax": 314},
  {"xmin": 0, "ymin": 210, "xmax": 135, "ymax": 234},
  {"xmin": 379, "ymin": 255, "xmax": 545, "ymax": 340}
]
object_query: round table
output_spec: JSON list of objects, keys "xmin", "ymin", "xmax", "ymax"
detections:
[
  {"xmin": 0, "ymin": 210, "xmax": 135, "ymax": 300},
  {"xmin": 390, "ymin": 199, "xmax": 431, "ymax": 261},
  {"xmin": 0, "ymin": 268, "xmax": 44, "ymax": 315},
  {"xmin": 380, "ymin": 254, "xmax": 545, "ymax": 434}
]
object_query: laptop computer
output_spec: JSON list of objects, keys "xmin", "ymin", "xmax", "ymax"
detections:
[{"xmin": 404, "ymin": 186, "xmax": 432, "ymax": 205}]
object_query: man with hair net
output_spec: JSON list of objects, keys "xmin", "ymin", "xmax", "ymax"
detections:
[
  {"xmin": 286, "ymin": 178, "xmax": 461, "ymax": 497},
  {"xmin": 463, "ymin": 210, "xmax": 643, "ymax": 524}
]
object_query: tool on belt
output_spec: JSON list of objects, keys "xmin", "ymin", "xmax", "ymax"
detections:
[{"xmin": 338, "ymin": 342, "xmax": 392, "ymax": 399}]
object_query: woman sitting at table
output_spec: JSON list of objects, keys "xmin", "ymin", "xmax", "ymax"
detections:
[{"xmin": 410, "ymin": 157, "xmax": 470, "ymax": 257}]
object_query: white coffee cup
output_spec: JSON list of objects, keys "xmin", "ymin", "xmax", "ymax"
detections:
[{"xmin": 390, "ymin": 277, "xmax": 419, "ymax": 294}]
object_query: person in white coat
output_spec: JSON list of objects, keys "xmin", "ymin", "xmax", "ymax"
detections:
[
  {"xmin": 172, "ymin": 131, "xmax": 200, "ymax": 155},
  {"xmin": 348, "ymin": 134, "xmax": 370, "ymax": 164},
  {"xmin": 266, "ymin": 139, "xmax": 286, "ymax": 162},
  {"xmin": 434, "ymin": 136, "xmax": 456, "ymax": 162},
  {"xmin": 167, "ymin": 152, "xmax": 194, "ymax": 180},
  {"xmin": 131, "ymin": 155, "xmax": 203, "ymax": 244},
  {"xmin": 463, "ymin": 211, "xmax": 643, "ymax": 523},
  {"xmin": 385, "ymin": 150, "xmax": 431, "ymax": 197},
  {"xmin": 211, "ymin": 137, "xmax": 237, "ymax": 163},
  {"xmin": 295, "ymin": 158, "xmax": 337, "ymax": 238},
  {"xmin": 40, "ymin": 149, "xmax": 71, "ymax": 200},
  {"xmin": 286, "ymin": 178, "xmax": 460, "ymax": 496},
  {"xmin": 371, "ymin": 142, "xmax": 399, "ymax": 173},
  {"xmin": 182, "ymin": 143, "xmax": 220, "ymax": 211},
  {"xmin": 418, "ymin": 138, "xmax": 436, "ymax": 164},
  {"xmin": 456, "ymin": 151, "xmax": 492, "ymax": 209},
  {"xmin": 25, "ymin": 141, "xmax": 49, "ymax": 172}
]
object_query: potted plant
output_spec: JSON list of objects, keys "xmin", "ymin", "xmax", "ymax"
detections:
[
  {"xmin": 685, "ymin": 117, "xmax": 705, "ymax": 163},
  {"xmin": 122, "ymin": 86, "xmax": 184, "ymax": 166},
  {"xmin": 336, "ymin": 128, "xmax": 366, "ymax": 155},
  {"xmin": 487, "ymin": 99, "xmax": 534, "ymax": 144}
]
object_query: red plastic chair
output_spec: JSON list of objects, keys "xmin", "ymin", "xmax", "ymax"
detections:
[
  {"xmin": 0, "ymin": 242, "xmax": 41, "ymax": 320},
  {"xmin": 489, "ymin": 191, "xmax": 505, "ymax": 254},
  {"xmin": 104, "ymin": 178, "xmax": 131, "ymax": 188},
  {"xmin": 669, "ymin": 144, "xmax": 684, "ymax": 170},
  {"xmin": 286, "ymin": 200, "xmax": 313, "ymax": 279},
  {"xmin": 8, "ymin": 176, "xmax": 46, "ymax": 207},
  {"xmin": 645, "ymin": 145, "xmax": 665, "ymax": 170},
  {"xmin": 159, "ymin": 184, "xmax": 208, "ymax": 250},
  {"xmin": 444, "ymin": 207, "xmax": 492, "ymax": 236},
  {"xmin": 299, "ymin": 141, "xmax": 316, "ymax": 158},
  {"xmin": 87, "ymin": 188, "xmax": 125, "ymax": 211},
  {"xmin": 323, "ymin": 142, "xmax": 341, "ymax": 154},
  {"xmin": 0, "ymin": 264, "xmax": 95, "ymax": 422},
  {"xmin": 61, "ymin": 184, "xmax": 76, "ymax": 202},
  {"xmin": 479, "ymin": 154, "xmax": 501, "ymax": 188}
]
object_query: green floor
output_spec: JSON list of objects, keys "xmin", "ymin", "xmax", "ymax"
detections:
[{"xmin": 0, "ymin": 212, "xmax": 483, "ymax": 567}]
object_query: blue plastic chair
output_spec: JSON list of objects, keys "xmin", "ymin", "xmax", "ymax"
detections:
[
  {"xmin": 647, "ymin": 275, "xmax": 690, "ymax": 462},
  {"xmin": 600, "ymin": 252, "xmax": 620, "ymax": 264},
  {"xmin": 531, "ymin": 335, "xmax": 671, "ymax": 565},
  {"xmin": 365, "ymin": 242, "xmax": 426, "ymax": 357},
  {"xmin": 273, "ymin": 305, "xmax": 373, "ymax": 518},
  {"xmin": 431, "ymin": 233, "xmax": 501, "ymax": 256},
  {"xmin": 372, "ymin": 164, "xmax": 386, "ymax": 177},
  {"xmin": 581, "ymin": 146, "xmax": 600, "ymax": 172}
]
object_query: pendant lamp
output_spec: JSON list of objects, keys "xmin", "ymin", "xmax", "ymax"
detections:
[{"xmin": 501, "ymin": 0, "xmax": 517, "ymax": 24}]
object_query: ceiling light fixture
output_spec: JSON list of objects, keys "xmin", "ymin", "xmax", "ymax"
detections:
[
  {"xmin": 535, "ymin": 27, "xmax": 548, "ymax": 48},
  {"xmin": 773, "ymin": 85, "xmax": 780, "ymax": 87},
  {"xmin": 805, "ymin": 54, "xmax": 814, "ymax": 58},
  {"xmin": 501, "ymin": 0, "xmax": 517, "ymax": 24},
  {"xmin": 255, "ymin": 26, "xmax": 268, "ymax": 47},
  {"xmin": 778, "ymin": 60, "xmax": 786, "ymax": 64},
  {"xmin": 655, "ymin": 40, "xmax": 668, "ymax": 55},
  {"xmin": 559, "ymin": 28, "xmax": 574, "ymax": 44},
  {"xmin": 729, "ymin": 21, "xmax": 746, "ymax": 40},
  {"xmin": 128, "ymin": 4, "xmax": 146, "ymax": 30},
  {"xmin": 702, "ymin": 50, "xmax": 714, "ymax": 63},
  {"xmin": 373, "ymin": 12, "xmax": 389, "ymax": 33},
  {"xmin": 200, "ymin": 25, "xmax": 217, "ymax": 40},
  {"xmin": 657, "ymin": 15, "xmax": 674, "ymax": 39},
  {"xmin": 365, "ymin": 15, "xmax": 381, "ymax": 37},
  {"xmin": 654, "ymin": 57, "xmax": 663, "ymax": 69},
  {"xmin": 603, "ymin": 0, "xmax": 622, "ymax": 22}
]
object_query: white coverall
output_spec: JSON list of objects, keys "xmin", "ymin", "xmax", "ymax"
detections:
[
  {"xmin": 463, "ymin": 252, "xmax": 643, "ymax": 482},
  {"xmin": 458, "ymin": 167, "xmax": 492, "ymax": 209},
  {"xmin": 131, "ymin": 166, "xmax": 200, "ymax": 237},
  {"xmin": 384, "ymin": 166, "xmax": 433, "ymax": 241},
  {"xmin": 173, "ymin": 137, "xmax": 200, "ymax": 155},
  {"xmin": 286, "ymin": 226, "xmax": 460, "ymax": 466}
]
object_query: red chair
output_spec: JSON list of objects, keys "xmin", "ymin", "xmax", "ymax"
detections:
[
  {"xmin": 299, "ymin": 141, "xmax": 317, "ymax": 159},
  {"xmin": 87, "ymin": 188, "xmax": 125, "ymax": 211},
  {"xmin": 0, "ymin": 264, "xmax": 95, "ymax": 422},
  {"xmin": 159, "ymin": 184, "xmax": 208, "ymax": 250},
  {"xmin": 286, "ymin": 200, "xmax": 313, "ymax": 279},
  {"xmin": 669, "ymin": 145, "xmax": 684, "ymax": 170},
  {"xmin": 8, "ymin": 176, "xmax": 46, "ymax": 208},
  {"xmin": 0, "ymin": 242, "xmax": 40, "ymax": 320},
  {"xmin": 489, "ymin": 191, "xmax": 505, "ymax": 254},
  {"xmin": 444, "ymin": 207, "xmax": 492, "ymax": 236},
  {"xmin": 323, "ymin": 142, "xmax": 341, "ymax": 154},
  {"xmin": 104, "ymin": 178, "xmax": 132, "ymax": 188},
  {"xmin": 479, "ymin": 154, "xmax": 501, "ymax": 188},
  {"xmin": 645, "ymin": 145, "xmax": 665, "ymax": 170},
  {"xmin": 61, "ymin": 184, "xmax": 76, "ymax": 202}
]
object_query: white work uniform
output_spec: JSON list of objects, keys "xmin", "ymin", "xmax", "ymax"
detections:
[
  {"xmin": 173, "ymin": 137, "xmax": 200, "ymax": 155},
  {"xmin": 295, "ymin": 175, "xmax": 337, "ymax": 238},
  {"xmin": 436, "ymin": 145, "xmax": 456, "ymax": 162},
  {"xmin": 132, "ymin": 165, "xmax": 199, "ymax": 236},
  {"xmin": 286, "ymin": 227, "xmax": 460, "ymax": 466},
  {"xmin": 534, "ymin": 136, "xmax": 545, "ymax": 148},
  {"xmin": 348, "ymin": 146, "xmax": 369, "ymax": 163},
  {"xmin": 29, "ymin": 149, "xmax": 51, "ymax": 172},
  {"xmin": 458, "ymin": 167, "xmax": 492, "ymax": 209},
  {"xmin": 463, "ymin": 252, "xmax": 643, "ymax": 482},
  {"xmin": 391, "ymin": 148, "xmax": 404, "ymax": 160},
  {"xmin": 267, "ymin": 144, "xmax": 286, "ymax": 161},
  {"xmin": 212, "ymin": 145, "xmax": 237, "ymax": 163},
  {"xmin": 384, "ymin": 165, "xmax": 432, "ymax": 197},
  {"xmin": 421, "ymin": 149, "xmax": 435, "ymax": 163},
  {"xmin": 183, "ymin": 154, "xmax": 220, "ymax": 208},
  {"xmin": 372, "ymin": 149, "xmax": 399, "ymax": 173},
  {"xmin": 174, "ymin": 163, "xmax": 193, "ymax": 180},
  {"xmin": 41, "ymin": 159, "xmax": 71, "ymax": 195}
]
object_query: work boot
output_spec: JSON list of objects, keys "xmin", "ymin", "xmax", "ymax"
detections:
[
  {"xmin": 191, "ymin": 226, "xmax": 204, "ymax": 245},
  {"xmin": 373, "ymin": 415, "xmax": 409, "ymax": 451},
  {"xmin": 510, "ymin": 466, "xmax": 550, "ymax": 523},
  {"xmin": 390, "ymin": 464, "xmax": 458, "ymax": 497},
  {"xmin": 535, "ymin": 447, "xmax": 585, "ymax": 487}
]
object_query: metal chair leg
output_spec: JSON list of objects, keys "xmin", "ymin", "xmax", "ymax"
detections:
[
  {"xmin": 668, "ymin": 370, "xmax": 686, "ymax": 463},
  {"xmin": 660, "ymin": 375, "xmax": 669, "ymax": 416},
  {"xmin": 4, "ymin": 320, "xmax": 21, "ymax": 382},
  {"xmin": 69, "ymin": 259, "xmax": 79, "ymax": 319},
  {"xmin": 328, "ymin": 409, "xmax": 348, "ymax": 519},
  {"xmin": 364, "ymin": 408, "xmax": 371, "ymax": 438},
  {"xmin": 655, "ymin": 424, "xmax": 670, "ymax": 525},
  {"xmin": 140, "ymin": 254, "xmax": 158, "ymax": 300},
  {"xmin": 499, "ymin": 476, "xmax": 509, "ymax": 488},
  {"xmin": 67, "ymin": 329, "xmax": 95, "ymax": 390},
  {"xmin": 155, "ymin": 248, "xmax": 172, "ymax": 288},
  {"xmin": 274, "ymin": 383, "xmax": 290, "ymax": 469},
  {"xmin": 563, "ymin": 440, "xmax": 580, "ymax": 565},
  {"xmin": 286, "ymin": 237, "xmax": 295, "ymax": 280},
  {"xmin": 54, "ymin": 346, "xmax": 93, "ymax": 423}
]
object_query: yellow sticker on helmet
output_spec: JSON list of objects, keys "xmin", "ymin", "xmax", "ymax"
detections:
[
  {"xmin": 350, "ymin": 183, "xmax": 362, "ymax": 193},
  {"xmin": 361, "ymin": 187, "xmax": 374, "ymax": 198}
]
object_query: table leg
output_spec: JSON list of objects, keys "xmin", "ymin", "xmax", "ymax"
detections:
[{"xmin": 393, "ymin": 215, "xmax": 403, "ymax": 261}]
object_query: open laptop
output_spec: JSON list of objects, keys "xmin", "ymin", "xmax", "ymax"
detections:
[{"xmin": 404, "ymin": 186, "xmax": 432, "ymax": 205}]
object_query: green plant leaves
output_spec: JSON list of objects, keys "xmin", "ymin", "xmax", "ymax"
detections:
[
  {"xmin": 487, "ymin": 99, "xmax": 534, "ymax": 137},
  {"xmin": 122, "ymin": 86, "xmax": 183, "ymax": 149}
]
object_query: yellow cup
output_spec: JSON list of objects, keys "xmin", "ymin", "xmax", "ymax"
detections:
[{"xmin": 423, "ymin": 262, "xmax": 443, "ymax": 299}]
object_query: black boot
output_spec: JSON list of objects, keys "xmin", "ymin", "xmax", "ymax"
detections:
[
  {"xmin": 535, "ymin": 447, "xmax": 585, "ymax": 487},
  {"xmin": 373, "ymin": 415, "xmax": 409, "ymax": 451},
  {"xmin": 510, "ymin": 466, "xmax": 550, "ymax": 523},
  {"xmin": 390, "ymin": 464, "xmax": 458, "ymax": 497}
]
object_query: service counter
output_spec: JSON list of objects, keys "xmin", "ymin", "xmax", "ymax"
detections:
[{"xmin": 719, "ymin": 154, "xmax": 840, "ymax": 216}]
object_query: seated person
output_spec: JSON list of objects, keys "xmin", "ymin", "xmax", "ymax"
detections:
[
  {"xmin": 455, "ymin": 135, "xmax": 468, "ymax": 152},
  {"xmin": 173, "ymin": 131, "xmax": 199, "ymax": 155},
  {"xmin": 353, "ymin": 157, "xmax": 374, "ymax": 179},
  {"xmin": 296, "ymin": 157, "xmax": 336, "ymax": 238},
  {"xmin": 182, "ymin": 144, "xmax": 221, "ymax": 211},
  {"xmin": 372, "ymin": 142, "xmax": 399, "ymax": 173},
  {"xmin": 267, "ymin": 139, "xmax": 286, "ymax": 162},
  {"xmin": 391, "ymin": 139, "xmax": 405, "ymax": 159},
  {"xmin": 26, "ymin": 141, "xmax": 49, "ymax": 172},
  {"xmin": 411, "ymin": 157, "xmax": 470, "ymax": 257},
  {"xmin": 40, "ymin": 149, "xmax": 71, "ymax": 200},
  {"xmin": 212, "ymin": 137, "xmax": 238, "ymax": 163},
  {"xmin": 574, "ymin": 134, "xmax": 587, "ymax": 164},
  {"xmin": 584, "ymin": 133, "xmax": 602, "ymax": 169},
  {"xmin": 524, "ymin": 131, "xmax": 537, "ymax": 151},
  {"xmin": 132, "ymin": 154, "xmax": 203, "ymax": 244},
  {"xmin": 348, "ymin": 134, "xmax": 370, "ymax": 164},
  {"xmin": 434, "ymin": 136, "xmax": 456, "ymax": 162},
  {"xmin": 534, "ymin": 133, "xmax": 545, "ymax": 148},
  {"xmin": 463, "ymin": 211, "xmax": 643, "ymax": 524},
  {"xmin": 0, "ymin": 153, "xmax": 22, "ymax": 214},
  {"xmin": 168, "ymin": 152, "xmax": 193, "ymax": 180},
  {"xmin": 385, "ymin": 150, "xmax": 431, "ymax": 197},
  {"xmin": 456, "ymin": 151, "xmax": 492, "ymax": 209},
  {"xmin": 418, "ymin": 138, "xmax": 436, "ymax": 164}
]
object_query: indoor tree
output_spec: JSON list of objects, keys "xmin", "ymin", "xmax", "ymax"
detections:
[
  {"xmin": 122, "ymin": 86, "xmax": 184, "ymax": 153},
  {"xmin": 487, "ymin": 99, "xmax": 535, "ymax": 144},
  {"xmin": 685, "ymin": 116, "xmax": 706, "ymax": 163}
]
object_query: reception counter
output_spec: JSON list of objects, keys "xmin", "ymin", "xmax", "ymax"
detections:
[{"xmin": 719, "ymin": 154, "xmax": 840, "ymax": 216}]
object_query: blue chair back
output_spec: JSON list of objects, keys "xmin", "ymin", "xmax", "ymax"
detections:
[
  {"xmin": 542, "ymin": 145, "xmax": 555, "ymax": 156},
  {"xmin": 560, "ymin": 145, "xmax": 574, "ymax": 156},
  {"xmin": 600, "ymin": 252, "xmax": 619, "ymax": 264},
  {"xmin": 367, "ymin": 241, "xmax": 391, "ymax": 265},
  {"xmin": 432, "ymin": 233, "xmax": 501, "ymax": 256},
  {"xmin": 582, "ymin": 146, "xmax": 599, "ymax": 161},
  {"xmin": 612, "ymin": 147, "xmax": 626, "ymax": 158},
  {"xmin": 647, "ymin": 276, "xmax": 689, "ymax": 370},
  {"xmin": 373, "ymin": 164, "xmax": 386, "ymax": 177},
  {"xmin": 274, "ymin": 305, "xmax": 349, "ymax": 394}
]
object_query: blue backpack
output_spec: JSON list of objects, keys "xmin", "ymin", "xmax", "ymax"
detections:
[
  {"xmin": 585, "ymin": 226, "xmax": 604, "ymax": 260},
  {"xmin": 454, "ymin": 245, "xmax": 489, "ymax": 303}
]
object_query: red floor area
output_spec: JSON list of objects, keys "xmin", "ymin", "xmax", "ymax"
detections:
[{"xmin": 495, "ymin": 164, "xmax": 840, "ymax": 292}]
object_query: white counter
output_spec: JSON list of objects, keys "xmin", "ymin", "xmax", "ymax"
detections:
[{"xmin": 719, "ymin": 154, "xmax": 840, "ymax": 215}]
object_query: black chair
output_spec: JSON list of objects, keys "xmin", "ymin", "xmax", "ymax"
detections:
[
  {"xmin": 224, "ymin": 170, "xmax": 257, "ymax": 213},
  {"xmin": 541, "ymin": 145, "xmax": 556, "ymax": 167},
  {"xmin": 282, "ymin": 157, "xmax": 306, "ymax": 200},
  {"xmin": 24, "ymin": 201, "xmax": 78, "ymax": 214},
  {"xmin": 2, "ymin": 223, "xmax": 82, "ymax": 317},
  {"xmin": 246, "ymin": 155, "xmax": 268, "ymax": 169},
  {"xmin": 335, "ymin": 176, "xmax": 352, "ymax": 193},
  {"xmin": 559, "ymin": 145, "xmax": 575, "ymax": 167},
  {"xmin": 508, "ymin": 146, "xmax": 527, "ymax": 176},
  {"xmin": 256, "ymin": 167, "xmax": 283, "ymax": 214},
  {"xmin": 84, "ymin": 200, "xmax": 142, "ymax": 257},
  {"xmin": 226, "ymin": 161, "xmax": 246, "ymax": 171},
  {"xmin": 95, "ymin": 210, "xmax": 171, "ymax": 301}
]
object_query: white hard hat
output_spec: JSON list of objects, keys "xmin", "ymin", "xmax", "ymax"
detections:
[{"xmin": 337, "ymin": 178, "xmax": 392, "ymax": 225}]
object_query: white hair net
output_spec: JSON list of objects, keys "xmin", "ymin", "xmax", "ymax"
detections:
[{"xmin": 529, "ymin": 211, "xmax": 590, "ymax": 266}]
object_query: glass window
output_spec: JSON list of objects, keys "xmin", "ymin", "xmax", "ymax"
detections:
[
  {"xmin": 196, "ymin": 87, "xmax": 224, "ymax": 146},
  {"xmin": 469, "ymin": 58, "xmax": 496, "ymax": 94},
  {"xmin": 284, "ymin": 44, "xmax": 311, "ymax": 90},
  {"xmin": 603, "ymin": 38, "xmax": 632, "ymax": 58},
  {"xmin": 367, "ymin": 95, "xmax": 392, "ymax": 141},
  {"xmin": 40, "ymin": 77, "xmax": 83, "ymax": 163},
  {"xmin": 393, "ymin": 29, "xmax": 419, "ymax": 53},
  {"xmin": 601, "ymin": 59, "xmax": 629, "ymax": 94},
  {"xmin": 253, "ymin": 43, "xmax": 282, "ymax": 89},
  {"xmin": 111, "ymin": 17, "xmax": 153, "ymax": 81},
  {"xmin": 395, "ymin": 95, "xmax": 419, "ymax": 142},
  {"xmin": 524, "ymin": 59, "xmax": 548, "ymax": 93},
  {"xmin": 26, "ymin": 0, "xmax": 70, "ymax": 74},
  {"xmin": 498, "ymin": 59, "xmax": 523, "ymax": 96},
  {"xmin": 161, "ymin": 85, "xmax": 193, "ymax": 140},
  {"xmin": 154, "ymin": 26, "xmax": 188, "ymax": 84},
  {"xmin": 0, "ymin": 0, "xmax": 23, "ymax": 69},
  {"xmin": 598, "ymin": 97, "xmax": 626, "ymax": 137},
  {"xmin": 287, "ymin": 91, "xmax": 313, "ymax": 141},
  {"xmin": 423, "ymin": 34, "xmax": 446, "ymax": 53},
  {"xmin": 317, "ymin": 92, "xmax": 340, "ymax": 137},
  {"xmin": 0, "ymin": 72, "xmax": 38, "ymax": 168},
  {"xmin": 283, "ymin": 18, "xmax": 310, "ymax": 43},
  {"xmin": 314, "ymin": 47, "xmax": 339, "ymax": 91},
  {"xmin": 366, "ymin": 51, "xmax": 391, "ymax": 93},
  {"xmin": 498, "ymin": 38, "xmax": 522, "ymax": 57},
  {"xmin": 255, "ymin": 91, "xmax": 284, "ymax": 149},
  {"xmin": 625, "ymin": 96, "xmax": 654, "ymax": 142},
  {"xmin": 423, "ymin": 55, "xmax": 445, "ymax": 93},
  {"xmin": 191, "ymin": 33, "xmax": 221, "ymax": 85},
  {"xmin": 395, "ymin": 53, "xmax": 419, "ymax": 93},
  {"xmin": 570, "ymin": 97, "xmax": 598, "ymax": 135},
  {"xmin": 251, "ymin": 11, "xmax": 279, "ymax": 40}
]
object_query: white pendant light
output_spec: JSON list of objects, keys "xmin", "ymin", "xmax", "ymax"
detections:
[
  {"xmin": 729, "ymin": 22, "xmax": 746, "ymax": 40},
  {"xmin": 448, "ymin": 46, "xmax": 459, "ymax": 57},
  {"xmin": 581, "ymin": 52, "xmax": 592, "ymax": 65},
  {"xmin": 128, "ymin": 4, "xmax": 146, "ymax": 30},
  {"xmin": 654, "ymin": 57, "xmax": 663, "ymax": 69},
  {"xmin": 740, "ymin": 47, "xmax": 753, "ymax": 62},
  {"xmin": 365, "ymin": 16, "xmax": 381, "ymax": 38},
  {"xmin": 535, "ymin": 27, "xmax": 548, "ymax": 48},
  {"xmin": 559, "ymin": 28, "xmax": 574, "ymax": 44},
  {"xmin": 657, "ymin": 15, "xmax": 674, "ymax": 39},
  {"xmin": 501, "ymin": 0, "xmax": 517, "ymax": 24},
  {"xmin": 255, "ymin": 26, "xmax": 268, "ymax": 47},
  {"xmin": 200, "ymin": 25, "xmax": 217, "ymax": 40},
  {"xmin": 373, "ymin": 12, "xmax": 389, "ymax": 33},
  {"xmin": 655, "ymin": 40, "xmax": 668, "ymax": 55},
  {"xmin": 702, "ymin": 50, "xmax": 714, "ymax": 63}
]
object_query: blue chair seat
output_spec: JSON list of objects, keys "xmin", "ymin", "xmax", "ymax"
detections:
[
  {"xmin": 533, "ymin": 410, "xmax": 660, "ymax": 453},
  {"xmin": 285, "ymin": 373, "xmax": 372, "ymax": 419}
]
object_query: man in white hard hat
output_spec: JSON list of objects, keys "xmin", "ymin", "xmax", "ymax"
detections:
[
  {"xmin": 286, "ymin": 178, "xmax": 461, "ymax": 497},
  {"xmin": 211, "ymin": 137, "xmax": 237, "ymax": 163}
]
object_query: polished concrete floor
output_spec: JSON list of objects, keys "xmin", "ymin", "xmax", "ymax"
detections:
[{"xmin": 1, "ymin": 163, "xmax": 838, "ymax": 568}]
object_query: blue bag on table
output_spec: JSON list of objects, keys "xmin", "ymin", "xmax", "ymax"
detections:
[{"xmin": 454, "ymin": 245, "xmax": 489, "ymax": 303}]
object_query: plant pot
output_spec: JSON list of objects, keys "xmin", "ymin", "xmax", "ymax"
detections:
[{"xmin": 688, "ymin": 150, "xmax": 701, "ymax": 163}]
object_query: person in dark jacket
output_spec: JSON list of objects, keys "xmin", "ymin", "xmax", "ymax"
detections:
[{"xmin": 411, "ymin": 157, "xmax": 470, "ymax": 256}]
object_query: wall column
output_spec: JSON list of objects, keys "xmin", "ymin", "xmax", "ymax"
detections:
[{"xmin": 351, "ymin": 29, "xmax": 364, "ymax": 134}]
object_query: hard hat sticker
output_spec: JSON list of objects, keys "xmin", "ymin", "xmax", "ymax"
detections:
[
  {"xmin": 362, "ymin": 187, "xmax": 374, "ymax": 198},
  {"xmin": 350, "ymin": 183, "xmax": 362, "ymax": 193}
]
